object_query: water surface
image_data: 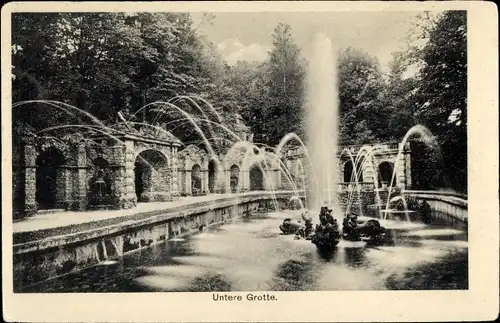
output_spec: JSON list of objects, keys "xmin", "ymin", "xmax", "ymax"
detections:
[{"xmin": 21, "ymin": 211, "xmax": 468, "ymax": 292}]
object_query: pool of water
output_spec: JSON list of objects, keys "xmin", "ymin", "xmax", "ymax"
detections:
[{"xmin": 20, "ymin": 210, "xmax": 468, "ymax": 292}]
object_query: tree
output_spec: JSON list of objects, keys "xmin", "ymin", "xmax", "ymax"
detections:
[
  {"xmin": 337, "ymin": 47, "xmax": 387, "ymax": 144},
  {"xmin": 381, "ymin": 51, "xmax": 419, "ymax": 141},
  {"xmin": 380, "ymin": 11, "xmax": 467, "ymax": 192},
  {"xmin": 258, "ymin": 23, "xmax": 306, "ymax": 145},
  {"xmin": 12, "ymin": 12, "xmax": 248, "ymax": 151},
  {"xmin": 412, "ymin": 11, "xmax": 467, "ymax": 192}
]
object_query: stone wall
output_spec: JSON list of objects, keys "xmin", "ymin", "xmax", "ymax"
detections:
[
  {"xmin": 13, "ymin": 133, "xmax": 284, "ymax": 218},
  {"xmin": 13, "ymin": 192, "xmax": 295, "ymax": 291},
  {"xmin": 402, "ymin": 190, "xmax": 467, "ymax": 229}
]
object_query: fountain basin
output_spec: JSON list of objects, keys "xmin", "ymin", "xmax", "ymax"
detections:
[{"xmin": 12, "ymin": 191, "xmax": 299, "ymax": 291}]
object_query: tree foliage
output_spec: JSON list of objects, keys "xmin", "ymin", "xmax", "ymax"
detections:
[
  {"xmin": 335, "ymin": 11, "xmax": 467, "ymax": 192},
  {"xmin": 255, "ymin": 23, "xmax": 306, "ymax": 145},
  {"xmin": 12, "ymin": 13, "xmax": 245, "ymax": 153},
  {"xmin": 412, "ymin": 11, "xmax": 467, "ymax": 192},
  {"xmin": 12, "ymin": 12, "xmax": 467, "ymax": 192},
  {"xmin": 338, "ymin": 47, "xmax": 387, "ymax": 144}
]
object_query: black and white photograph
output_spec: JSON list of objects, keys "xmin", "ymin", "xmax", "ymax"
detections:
[{"xmin": 2, "ymin": 1, "xmax": 498, "ymax": 322}]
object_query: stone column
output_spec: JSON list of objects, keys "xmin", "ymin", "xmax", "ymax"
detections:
[
  {"xmin": 363, "ymin": 157, "xmax": 375, "ymax": 185},
  {"xmin": 396, "ymin": 153, "xmax": 406, "ymax": 189},
  {"xmin": 170, "ymin": 147, "xmax": 179, "ymax": 198},
  {"xmin": 241, "ymin": 169, "xmax": 249, "ymax": 192},
  {"xmin": 124, "ymin": 141, "xmax": 137, "ymax": 205},
  {"xmin": 55, "ymin": 167, "xmax": 68, "ymax": 209},
  {"xmin": 275, "ymin": 169, "xmax": 280, "ymax": 190},
  {"xmin": 404, "ymin": 150, "xmax": 412, "ymax": 189},
  {"xmin": 203, "ymin": 170, "xmax": 209, "ymax": 193},
  {"xmin": 225, "ymin": 169, "xmax": 230, "ymax": 193},
  {"xmin": 108, "ymin": 140, "xmax": 136, "ymax": 209},
  {"xmin": 214, "ymin": 170, "xmax": 223, "ymax": 193},
  {"xmin": 74, "ymin": 142, "xmax": 88, "ymax": 211},
  {"xmin": 23, "ymin": 139, "xmax": 38, "ymax": 216},
  {"xmin": 372, "ymin": 161, "xmax": 380, "ymax": 189},
  {"xmin": 170, "ymin": 168, "xmax": 179, "ymax": 198},
  {"xmin": 186, "ymin": 169, "xmax": 192, "ymax": 196},
  {"xmin": 12, "ymin": 142, "xmax": 24, "ymax": 219}
]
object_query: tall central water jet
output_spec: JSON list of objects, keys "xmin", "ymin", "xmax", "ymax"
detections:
[{"xmin": 306, "ymin": 33, "xmax": 339, "ymax": 211}]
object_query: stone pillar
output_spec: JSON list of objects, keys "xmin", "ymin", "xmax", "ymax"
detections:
[
  {"xmin": 123, "ymin": 141, "xmax": 136, "ymax": 204},
  {"xmin": 74, "ymin": 142, "xmax": 88, "ymax": 211},
  {"xmin": 372, "ymin": 161, "xmax": 380, "ymax": 189},
  {"xmin": 202, "ymin": 170, "xmax": 209, "ymax": 193},
  {"xmin": 12, "ymin": 142, "xmax": 25, "ymax": 219},
  {"xmin": 23, "ymin": 139, "xmax": 38, "ymax": 216},
  {"xmin": 241, "ymin": 169, "xmax": 249, "ymax": 192},
  {"xmin": 396, "ymin": 153, "xmax": 406, "ymax": 189},
  {"xmin": 186, "ymin": 169, "xmax": 192, "ymax": 196},
  {"xmin": 170, "ymin": 167, "xmax": 179, "ymax": 198},
  {"xmin": 274, "ymin": 169, "xmax": 280, "ymax": 190},
  {"xmin": 181, "ymin": 168, "xmax": 187, "ymax": 196},
  {"xmin": 170, "ymin": 147, "xmax": 179, "ymax": 198},
  {"xmin": 225, "ymin": 169, "xmax": 231, "ymax": 193},
  {"xmin": 109, "ymin": 140, "xmax": 136, "ymax": 209},
  {"xmin": 215, "ymin": 170, "xmax": 223, "ymax": 193},
  {"xmin": 404, "ymin": 150, "xmax": 412, "ymax": 189},
  {"xmin": 55, "ymin": 167, "xmax": 67, "ymax": 209},
  {"xmin": 363, "ymin": 157, "xmax": 375, "ymax": 185}
]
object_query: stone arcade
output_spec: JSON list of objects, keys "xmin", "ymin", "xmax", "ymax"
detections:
[
  {"xmin": 281, "ymin": 142, "xmax": 412, "ymax": 207},
  {"xmin": 12, "ymin": 123, "xmax": 412, "ymax": 219},
  {"xmin": 12, "ymin": 124, "xmax": 284, "ymax": 218}
]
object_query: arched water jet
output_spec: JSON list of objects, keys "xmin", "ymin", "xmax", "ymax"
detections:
[
  {"xmin": 384, "ymin": 125, "xmax": 439, "ymax": 213},
  {"xmin": 164, "ymin": 95, "xmax": 223, "ymax": 133},
  {"xmin": 13, "ymin": 100, "xmax": 106, "ymax": 127},
  {"xmin": 244, "ymin": 153, "xmax": 281, "ymax": 211},
  {"xmin": 344, "ymin": 144, "xmax": 385, "ymax": 215},
  {"xmin": 150, "ymin": 98, "xmax": 217, "ymax": 140},
  {"xmin": 274, "ymin": 133, "xmax": 320, "ymax": 194},
  {"xmin": 341, "ymin": 147, "xmax": 364, "ymax": 217},
  {"xmin": 127, "ymin": 102, "xmax": 217, "ymax": 157}
]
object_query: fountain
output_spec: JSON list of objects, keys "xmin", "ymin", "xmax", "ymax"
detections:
[{"xmin": 306, "ymin": 33, "xmax": 339, "ymax": 213}]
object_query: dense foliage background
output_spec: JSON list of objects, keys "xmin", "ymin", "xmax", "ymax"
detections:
[{"xmin": 12, "ymin": 11, "xmax": 467, "ymax": 193}]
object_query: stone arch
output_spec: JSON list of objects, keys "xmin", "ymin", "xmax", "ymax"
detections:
[
  {"xmin": 223, "ymin": 145, "xmax": 247, "ymax": 171},
  {"xmin": 178, "ymin": 144, "xmax": 208, "ymax": 169},
  {"xmin": 134, "ymin": 147, "xmax": 170, "ymax": 168},
  {"xmin": 343, "ymin": 160, "xmax": 354, "ymax": 182},
  {"xmin": 230, "ymin": 164, "xmax": 240, "ymax": 193},
  {"xmin": 249, "ymin": 164, "xmax": 264, "ymax": 191},
  {"xmin": 36, "ymin": 147, "xmax": 67, "ymax": 209},
  {"xmin": 134, "ymin": 149, "xmax": 170, "ymax": 202},
  {"xmin": 177, "ymin": 145, "xmax": 209, "ymax": 195},
  {"xmin": 343, "ymin": 159, "xmax": 364, "ymax": 183},
  {"xmin": 378, "ymin": 161, "xmax": 394, "ymax": 188}
]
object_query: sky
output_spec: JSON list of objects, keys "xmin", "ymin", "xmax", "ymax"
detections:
[{"xmin": 191, "ymin": 11, "xmax": 434, "ymax": 74}]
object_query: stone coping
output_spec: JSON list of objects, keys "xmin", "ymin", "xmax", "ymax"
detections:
[
  {"xmin": 403, "ymin": 191, "xmax": 468, "ymax": 208},
  {"xmin": 13, "ymin": 191, "xmax": 299, "ymax": 253}
]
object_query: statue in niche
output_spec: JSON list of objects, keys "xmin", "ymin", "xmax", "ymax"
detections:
[{"xmin": 89, "ymin": 169, "xmax": 111, "ymax": 207}]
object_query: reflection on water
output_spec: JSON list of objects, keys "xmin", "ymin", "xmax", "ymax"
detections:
[{"xmin": 20, "ymin": 210, "xmax": 468, "ymax": 293}]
